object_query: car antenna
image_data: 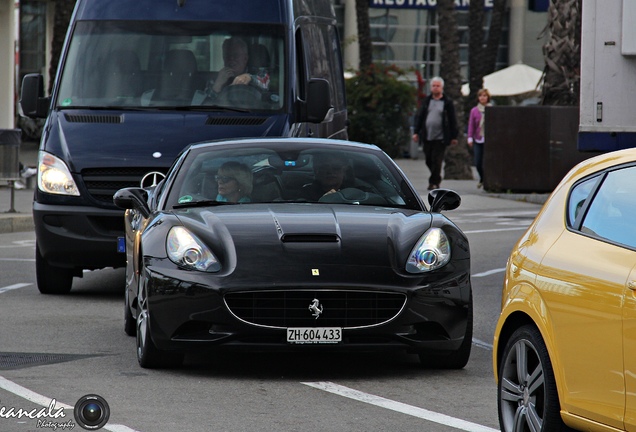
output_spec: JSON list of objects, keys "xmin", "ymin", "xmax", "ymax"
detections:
[{"xmin": 177, "ymin": 0, "xmax": 186, "ymax": 6}]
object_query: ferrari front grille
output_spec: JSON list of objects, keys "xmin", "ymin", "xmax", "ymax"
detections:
[{"xmin": 224, "ymin": 290, "xmax": 407, "ymax": 329}]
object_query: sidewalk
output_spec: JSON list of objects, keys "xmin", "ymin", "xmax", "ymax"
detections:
[
  {"xmin": 0, "ymin": 140, "xmax": 37, "ymax": 233},
  {"xmin": 0, "ymin": 142, "xmax": 550, "ymax": 234}
]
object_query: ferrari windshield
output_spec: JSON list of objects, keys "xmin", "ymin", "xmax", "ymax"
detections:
[
  {"xmin": 166, "ymin": 142, "xmax": 421, "ymax": 209},
  {"xmin": 56, "ymin": 21, "xmax": 285, "ymax": 111}
]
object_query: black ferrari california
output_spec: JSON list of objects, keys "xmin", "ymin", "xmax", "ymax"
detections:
[{"xmin": 114, "ymin": 138, "xmax": 472, "ymax": 369}]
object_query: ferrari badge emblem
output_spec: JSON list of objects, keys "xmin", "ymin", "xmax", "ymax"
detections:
[
  {"xmin": 312, "ymin": 269, "xmax": 320, "ymax": 276},
  {"xmin": 308, "ymin": 299, "xmax": 323, "ymax": 319}
]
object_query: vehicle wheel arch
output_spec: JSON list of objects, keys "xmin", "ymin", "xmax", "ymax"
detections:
[{"xmin": 495, "ymin": 309, "xmax": 567, "ymax": 408}]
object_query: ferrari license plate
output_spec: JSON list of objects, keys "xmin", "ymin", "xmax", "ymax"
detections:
[{"xmin": 287, "ymin": 327, "xmax": 342, "ymax": 344}]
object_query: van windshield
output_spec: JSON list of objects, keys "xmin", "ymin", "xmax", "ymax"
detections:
[{"xmin": 57, "ymin": 21, "xmax": 285, "ymax": 111}]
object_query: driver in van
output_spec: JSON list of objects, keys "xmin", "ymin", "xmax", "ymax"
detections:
[{"xmin": 204, "ymin": 37, "xmax": 270, "ymax": 98}]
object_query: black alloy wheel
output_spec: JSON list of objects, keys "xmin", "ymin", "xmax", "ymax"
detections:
[{"xmin": 136, "ymin": 282, "xmax": 183, "ymax": 369}]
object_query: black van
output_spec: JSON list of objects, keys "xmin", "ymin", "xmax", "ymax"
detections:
[{"xmin": 20, "ymin": 0, "xmax": 347, "ymax": 294}]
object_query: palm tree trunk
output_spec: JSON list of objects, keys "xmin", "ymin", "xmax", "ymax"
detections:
[
  {"xmin": 355, "ymin": 0, "xmax": 372, "ymax": 69},
  {"xmin": 483, "ymin": 0, "xmax": 506, "ymax": 76},
  {"xmin": 540, "ymin": 0, "xmax": 581, "ymax": 105},
  {"xmin": 468, "ymin": 0, "xmax": 486, "ymax": 99},
  {"xmin": 437, "ymin": 0, "xmax": 473, "ymax": 180}
]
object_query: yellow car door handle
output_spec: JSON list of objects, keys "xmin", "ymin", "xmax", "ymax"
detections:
[{"xmin": 628, "ymin": 280, "xmax": 636, "ymax": 290}]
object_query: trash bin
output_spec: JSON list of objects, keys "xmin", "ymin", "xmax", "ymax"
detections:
[{"xmin": 0, "ymin": 129, "xmax": 21, "ymax": 180}]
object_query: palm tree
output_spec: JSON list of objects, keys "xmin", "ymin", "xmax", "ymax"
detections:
[
  {"xmin": 437, "ymin": 0, "xmax": 473, "ymax": 179},
  {"xmin": 540, "ymin": 0, "xmax": 581, "ymax": 105},
  {"xmin": 355, "ymin": 0, "xmax": 372, "ymax": 69},
  {"xmin": 467, "ymin": 0, "xmax": 506, "ymax": 103}
]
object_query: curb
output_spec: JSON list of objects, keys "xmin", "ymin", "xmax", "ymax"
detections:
[{"xmin": 0, "ymin": 214, "xmax": 34, "ymax": 234}]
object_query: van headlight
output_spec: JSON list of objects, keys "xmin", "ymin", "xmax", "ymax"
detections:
[
  {"xmin": 406, "ymin": 228, "xmax": 451, "ymax": 273},
  {"xmin": 166, "ymin": 226, "xmax": 221, "ymax": 272},
  {"xmin": 38, "ymin": 151, "xmax": 80, "ymax": 196}
]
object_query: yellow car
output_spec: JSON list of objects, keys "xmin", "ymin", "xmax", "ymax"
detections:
[{"xmin": 493, "ymin": 148, "xmax": 636, "ymax": 432}]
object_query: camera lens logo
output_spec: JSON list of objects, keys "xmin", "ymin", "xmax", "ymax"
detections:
[{"xmin": 74, "ymin": 394, "xmax": 110, "ymax": 430}]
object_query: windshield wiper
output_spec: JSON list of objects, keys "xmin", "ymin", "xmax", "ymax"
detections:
[{"xmin": 173, "ymin": 200, "xmax": 238, "ymax": 209}]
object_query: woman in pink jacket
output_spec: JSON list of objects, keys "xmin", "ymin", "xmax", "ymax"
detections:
[{"xmin": 467, "ymin": 88, "xmax": 491, "ymax": 188}]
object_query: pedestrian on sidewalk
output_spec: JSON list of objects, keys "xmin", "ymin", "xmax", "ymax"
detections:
[
  {"xmin": 412, "ymin": 76, "xmax": 458, "ymax": 191},
  {"xmin": 467, "ymin": 88, "xmax": 491, "ymax": 189}
]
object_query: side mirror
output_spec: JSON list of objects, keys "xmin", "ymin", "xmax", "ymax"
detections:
[
  {"xmin": 428, "ymin": 189, "xmax": 461, "ymax": 212},
  {"xmin": 113, "ymin": 187, "xmax": 151, "ymax": 218},
  {"xmin": 20, "ymin": 74, "xmax": 50, "ymax": 118},
  {"xmin": 300, "ymin": 78, "xmax": 332, "ymax": 123}
]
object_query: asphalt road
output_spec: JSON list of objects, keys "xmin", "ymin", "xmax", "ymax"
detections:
[{"xmin": 0, "ymin": 187, "xmax": 543, "ymax": 431}]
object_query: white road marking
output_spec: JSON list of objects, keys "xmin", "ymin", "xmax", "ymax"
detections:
[
  {"xmin": 302, "ymin": 381, "xmax": 499, "ymax": 432},
  {"xmin": 472, "ymin": 338, "xmax": 494, "ymax": 350},
  {"xmin": 0, "ymin": 376, "xmax": 73, "ymax": 409},
  {"xmin": 472, "ymin": 268, "xmax": 506, "ymax": 278},
  {"xmin": 463, "ymin": 227, "xmax": 527, "ymax": 234},
  {"xmin": 0, "ymin": 375, "xmax": 141, "ymax": 432},
  {"xmin": 0, "ymin": 240, "xmax": 36, "ymax": 249},
  {"xmin": 0, "ymin": 283, "xmax": 31, "ymax": 294},
  {"xmin": 0, "ymin": 258, "xmax": 35, "ymax": 262}
]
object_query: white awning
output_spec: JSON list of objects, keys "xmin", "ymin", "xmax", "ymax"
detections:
[{"xmin": 462, "ymin": 63, "xmax": 544, "ymax": 97}]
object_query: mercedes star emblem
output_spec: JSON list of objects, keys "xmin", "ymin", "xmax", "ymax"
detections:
[{"xmin": 140, "ymin": 171, "xmax": 166, "ymax": 188}]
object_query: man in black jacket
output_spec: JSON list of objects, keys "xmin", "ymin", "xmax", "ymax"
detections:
[{"xmin": 412, "ymin": 76, "xmax": 458, "ymax": 190}]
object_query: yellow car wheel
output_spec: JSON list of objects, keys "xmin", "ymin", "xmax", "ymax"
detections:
[{"xmin": 498, "ymin": 325, "xmax": 568, "ymax": 432}]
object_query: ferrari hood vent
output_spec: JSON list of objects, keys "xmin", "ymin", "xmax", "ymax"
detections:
[{"xmin": 281, "ymin": 234, "xmax": 339, "ymax": 243}]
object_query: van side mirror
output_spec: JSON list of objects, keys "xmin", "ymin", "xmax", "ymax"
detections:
[
  {"xmin": 20, "ymin": 74, "xmax": 50, "ymax": 118},
  {"xmin": 303, "ymin": 78, "xmax": 332, "ymax": 123}
]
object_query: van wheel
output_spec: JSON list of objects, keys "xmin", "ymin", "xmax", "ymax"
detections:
[{"xmin": 35, "ymin": 245, "xmax": 73, "ymax": 294}]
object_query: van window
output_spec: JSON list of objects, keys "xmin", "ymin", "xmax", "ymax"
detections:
[
  {"xmin": 56, "ymin": 21, "xmax": 285, "ymax": 111},
  {"xmin": 299, "ymin": 23, "xmax": 346, "ymax": 112}
]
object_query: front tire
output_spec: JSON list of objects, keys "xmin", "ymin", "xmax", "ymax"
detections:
[
  {"xmin": 124, "ymin": 288, "xmax": 136, "ymax": 337},
  {"xmin": 419, "ymin": 292, "xmax": 473, "ymax": 369},
  {"xmin": 35, "ymin": 245, "xmax": 73, "ymax": 294},
  {"xmin": 136, "ymin": 287, "xmax": 183, "ymax": 369},
  {"xmin": 498, "ymin": 325, "xmax": 566, "ymax": 432}
]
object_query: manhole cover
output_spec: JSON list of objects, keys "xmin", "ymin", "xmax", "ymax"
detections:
[{"xmin": 0, "ymin": 352, "xmax": 99, "ymax": 370}]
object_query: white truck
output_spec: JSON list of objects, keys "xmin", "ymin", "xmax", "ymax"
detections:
[{"xmin": 579, "ymin": 0, "xmax": 636, "ymax": 151}]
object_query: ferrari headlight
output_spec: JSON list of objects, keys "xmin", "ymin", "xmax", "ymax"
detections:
[
  {"xmin": 406, "ymin": 228, "xmax": 451, "ymax": 273},
  {"xmin": 166, "ymin": 226, "xmax": 220, "ymax": 272},
  {"xmin": 38, "ymin": 151, "xmax": 80, "ymax": 196}
]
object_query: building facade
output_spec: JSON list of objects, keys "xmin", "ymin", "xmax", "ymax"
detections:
[{"xmin": 338, "ymin": 0, "xmax": 548, "ymax": 82}]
